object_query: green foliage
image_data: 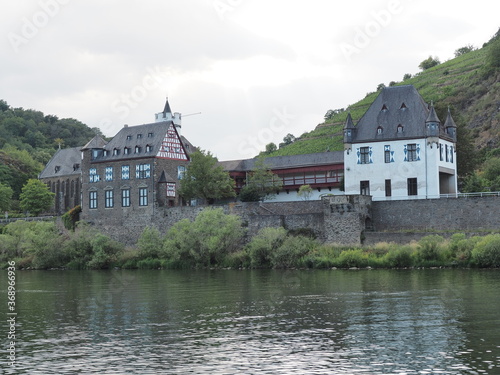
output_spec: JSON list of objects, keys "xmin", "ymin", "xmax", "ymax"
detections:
[
  {"xmin": 137, "ymin": 226, "xmax": 163, "ymax": 259},
  {"xmin": 383, "ymin": 246, "xmax": 413, "ymax": 268},
  {"xmin": 179, "ymin": 150, "xmax": 236, "ymax": 203},
  {"xmin": 19, "ymin": 179, "xmax": 55, "ymax": 216},
  {"xmin": 455, "ymin": 44, "xmax": 475, "ymax": 57},
  {"xmin": 264, "ymin": 142, "xmax": 277, "ymax": 154},
  {"xmin": 162, "ymin": 208, "xmax": 244, "ymax": 268},
  {"xmin": 61, "ymin": 205, "xmax": 81, "ymax": 230},
  {"xmin": 246, "ymin": 227, "xmax": 288, "ymax": 268},
  {"xmin": 0, "ymin": 145, "xmax": 44, "ymax": 199},
  {"xmin": 0, "ymin": 183, "xmax": 13, "ymax": 212},
  {"xmin": 471, "ymin": 234, "xmax": 500, "ymax": 267},
  {"xmin": 238, "ymin": 184, "xmax": 262, "ymax": 202},
  {"xmin": 335, "ymin": 249, "xmax": 371, "ymax": 268},
  {"xmin": 416, "ymin": 235, "xmax": 445, "ymax": 261},
  {"xmin": 271, "ymin": 235, "xmax": 316, "ymax": 268},
  {"xmin": 419, "ymin": 56, "xmax": 441, "ymax": 70},
  {"xmin": 297, "ymin": 184, "xmax": 313, "ymax": 201},
  {"xmin": 403, "ymin": 73, "xmax": 412, "ymax": 81},
  {"xmin": 244, "ymin": 157, "xmax": 283, "ymax": 201},
  {"xmin": 487, "ymin": 39, "xmax": 500, "ymax": 68},
  {"xmin": 137, "ymin": 257, "xmax": 162, "ymax": 269},
  {"xmin": 86, "ymin": 234, "xmax": 124, "ymax": 269},
  {"xmin": 482, "ymin": 157, "xmax": 500, "ymax": 181}
]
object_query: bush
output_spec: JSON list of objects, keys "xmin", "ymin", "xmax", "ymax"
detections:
[
  {"xmin": 383, "ymin": 246, "xmax": 414, "ymax": 268},
  {"xmin": 246, "ymin": 227, "xmax": 287, "ymax": 268},
  {"xmin": 335, "ymin": 249, "xmax": 369, "ymax": 268},
  {"xmin": 271, "ymin": 235, "xmax": 317, "ymax": 269},
  {"xmin": 162, "ymin": 208, "xmax": 244, "ymax": 268},
  {"xmin": 471, "ymin": 234, "xmax": 500, "ymax": 267},
  {"xmin": 138, "ymin": 226, "xmax": 163, "ymax": 259},
  {"xmin": 137, "ymin": 257, "xmax": 162, "ymax": 269},
  {"xmin": 62, "ymin": 205, "xmax": 81, "ymax": 231},
  {"xmin": 87, "ymin": 234, "xmax": 124, "ymax": 269},
  {"xmin": 416, "ymin": 235, "xmax": 445, "ymax": 261}
]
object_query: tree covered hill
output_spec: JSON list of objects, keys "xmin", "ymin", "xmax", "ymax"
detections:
[
  {"xmin": 266, "ymin": 28, "xmax": 500, "ymax": 180},
  {"xmin": 0, "ymin": 100, "xmax": 100, "ymax": 199}
]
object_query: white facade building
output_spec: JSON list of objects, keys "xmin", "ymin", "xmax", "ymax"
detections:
[{"xmin": 343, "ymin": 85, "xmax": 458, "ymax": 200}]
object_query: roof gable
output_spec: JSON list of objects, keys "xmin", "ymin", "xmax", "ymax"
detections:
[{"xmin": 353, "ymin": 85, "xmax": 430, "ymax": 142}]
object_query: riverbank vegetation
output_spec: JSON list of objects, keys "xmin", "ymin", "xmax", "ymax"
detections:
[{"xmin": 1, "ymin": 208, "xmax": 500, "ymax": 270}]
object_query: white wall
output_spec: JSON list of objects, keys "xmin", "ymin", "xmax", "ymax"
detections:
[
  {"xmin": 344, "ymin": 138, "xmax": 456, "ymax": 200},
  {"xmin": 269, "ymin": 187, "xmax": 343, "ymax": 202}
]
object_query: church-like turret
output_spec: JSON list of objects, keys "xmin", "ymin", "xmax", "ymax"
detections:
[
  {"xmin": 343, "ymin": 112, "xmax": 355, "ymax": 153},
  {"xmin": 155, "ymin": 98, "xmax": 182, "ymax": 133},
  {"xmin": 443, "ymin": 107, "xmax": 457, "ymax": 142},
  {"xmin": 425, "ymin": 102, "xmax": 440, "ymax": 147}
]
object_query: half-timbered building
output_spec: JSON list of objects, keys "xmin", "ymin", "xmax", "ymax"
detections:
[{"xmin": 80, "ymin": 100, "xmax": 194, "ymax": 224}]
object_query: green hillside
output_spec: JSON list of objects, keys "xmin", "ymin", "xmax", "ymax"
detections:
[
  {"xmin": 266, "ymin": 29, "xmax": 500, "ymax": 178},
  {"xmin": 0, "ymin": 101, "xmax": 101, "ymax": 201}
]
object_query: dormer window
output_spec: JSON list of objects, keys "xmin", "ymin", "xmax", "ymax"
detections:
[
  {"xmin": 145, "ymin": 144, "xmax": 152, "ymax": 153},
  {"xmin": 400, "ymin": 103, "xmax": 407, "ymax": 110},
  {"xmin": 377, "ymin": 126, "xmax": 383, "ymax": 135},
  {"xmin": 148, "ymin": 132, "xmax": 154, "ymax": 138},
  {"xmin": 126, "ymin": 135, "xmax": 132, "ymax": 141},
  {"xmin": 113, "ymin": 148, "xmax": 120, "ymax": 156},
  {"xmin": 124, "ymin": 147, "xmax": 130, "ymax": 155},
  {"xmin": 137, "ymin": 134, "xmax": 142, "ymax": 139},
  {"xmin": 397, "ymin": 124, "xmax": 404, "ymax": 133},
  {"xmin": 135, "ymin": 146, "xmax": 141, "ymax": 154},
  {"xmin": 381, "ymin": 104, "xmax": 388, "ymax": 112},
  {"xmin": 73, "ymin": 163, "xmax": 80, "ymax": 171},
  {"xmin": 54, "ymin": 166, "xmax": 61, "ymax": 173},
  {"xmin": 103, "ymin": 150, "xmax": 109, "ymax": 156}
]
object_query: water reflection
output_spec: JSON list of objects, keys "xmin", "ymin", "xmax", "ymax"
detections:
[{"xmin": 1, "ymin": 269, "xmax": 499, "ymax": 374}]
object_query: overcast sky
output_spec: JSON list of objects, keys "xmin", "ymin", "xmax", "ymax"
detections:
[{"xmin": 1, "ymin": 0, "xmax": 498, "ymax": 161}]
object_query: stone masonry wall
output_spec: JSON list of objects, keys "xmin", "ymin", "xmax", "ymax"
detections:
[
  {"xmin": 371, "ymin": 196, "xmax": 500, "ymax": 232},
  {"xmin": 91, "ymin": 195, "xmax": 500, "ymax": 248}
]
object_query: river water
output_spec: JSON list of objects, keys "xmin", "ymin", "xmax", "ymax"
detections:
[{"xmin": 1, "ymin": 269, "xmax": 500, "ymax": 374}]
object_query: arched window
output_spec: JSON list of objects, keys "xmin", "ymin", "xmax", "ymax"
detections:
[{"xmin": 397, "ymin": 124, "xmax": 404, "ymax": 133}]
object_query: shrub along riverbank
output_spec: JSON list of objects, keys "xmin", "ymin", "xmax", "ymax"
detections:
[{"xmin": 1, "ymin": 207, "xmax": 500, "ymax": 270}]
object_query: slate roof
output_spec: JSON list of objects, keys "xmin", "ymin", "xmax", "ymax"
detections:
[
  {"xmin": 444, "ymin": 108, "xmax": 457, "ymax": 129},
  {"xmin": 353, "ymin": 85, "xmax": 432, "ymax": 142},
  {"xmin": 39, "ymin": 147, "xmax": 82, "ymax": 179},
  {"xmin": 90, "ymin": 121, "xmax": 191, "ymax": 163},
  {"xmin": 220, "ymin": 151, "xmax": 344, "ymax": 172},
  {"xmin": 81, "ymin": 135, "xmax": 108, "ymax": 150}
]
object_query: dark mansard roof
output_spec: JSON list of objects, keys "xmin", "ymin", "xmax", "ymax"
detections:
[
  {"xmin": 86, "ymin": 121, "xmax": 193, "ymax": 163},
  {"xmin": 348, "ymin": 85, "xmax": 454, "ymax": 143}
]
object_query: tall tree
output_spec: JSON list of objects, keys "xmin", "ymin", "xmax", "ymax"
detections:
[
  {"xmin": 19, "ymin": 179, "xmax": 55, "ymax": 216},
  {"xmin": 179, "ymin": 150, "xmax": 235, "ymax": 204},
  {"xmin": 243, "ymin": 157, "xmax": 282, "ymax": 202},
  {"xmin": 0, "ymin": 183, "xmax": 13, "ymax": 212}
]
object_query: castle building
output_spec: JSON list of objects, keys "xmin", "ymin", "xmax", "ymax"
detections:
[
  {"xmin": 343, "ymin": 85, "xmax": 457, "ymax": 200},
  {"xmin": 79, "ymin": 99, "xmax": 195, "ymax": 224}
]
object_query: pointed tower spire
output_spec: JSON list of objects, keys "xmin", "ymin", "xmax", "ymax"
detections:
[
  {"xmin": 343, "ymin": 112, "xmax": 355, "ymax": 152},
  {"xmin": 163, "ymin": 97, "xmax": 172, "ymax": 115},
  {"xmin": 444, "ymin": 107, "xmax": 457, "ymax": 141},
  {"xmin": 426, "ymin": 102, "xmax": 441, "ymax": 124}
]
